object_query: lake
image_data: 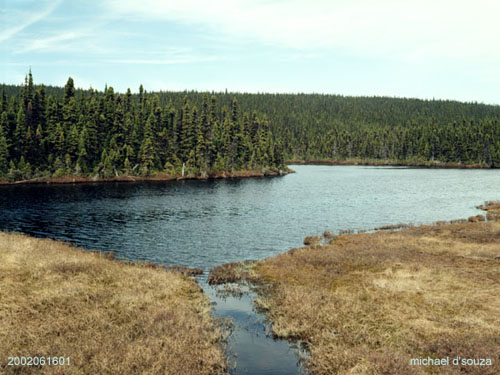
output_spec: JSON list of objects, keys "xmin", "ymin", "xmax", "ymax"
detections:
[
  {"xmin": 1, "ymin": 165, "xmax": 498, "ymax": 374},
  {"xmin": 1, "ymin": 165, "xmax": 498, "ymax": 269}
]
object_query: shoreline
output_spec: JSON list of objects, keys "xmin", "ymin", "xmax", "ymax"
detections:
[
  {"xmin": 286, "ymin": 159, "xmax": 494, "ymax": 169},
  {"xmin": 209, "ymin": 201, "xmax": 500, "ymax": 374},
  {"xmin": 0, "ymin": 168, "xmax": 295, "ymax": 186}
]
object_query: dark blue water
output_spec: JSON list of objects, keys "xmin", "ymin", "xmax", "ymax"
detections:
[
  {"xmin": 1, "ymin": 166, "xmax": 498, "ymax": 269},
  {"xmin": 0, "ymin": 165, "xmax": 499, "ymax": 374}
]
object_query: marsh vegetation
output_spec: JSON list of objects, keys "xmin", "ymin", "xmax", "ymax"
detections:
[{"xmin": 0, "ymin": 233, "xmax": 227, "ymax": 375}]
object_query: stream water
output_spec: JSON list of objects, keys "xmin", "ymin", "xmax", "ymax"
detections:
[{"xmin": 1, "ymin": 165, "xmax": 499, "ymax": 374}]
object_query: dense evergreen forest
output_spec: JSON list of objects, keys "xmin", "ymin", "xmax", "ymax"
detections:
[
  {"xmin": 1, "ymin": 71, "xmax": 500, "ymax": 181},
  {"xmin": 0, "ymin": 72, "xmax": 285, "ymax": 180}
]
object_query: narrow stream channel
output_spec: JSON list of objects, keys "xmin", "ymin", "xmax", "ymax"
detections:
[{"xmin": 202, "ymin": 282, "xmax": 307, "ymax": 375}]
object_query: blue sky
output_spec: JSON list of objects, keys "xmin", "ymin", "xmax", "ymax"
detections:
[{"xmin": 1, "ymin": 0, "xmax": 500, "ymax": 104}]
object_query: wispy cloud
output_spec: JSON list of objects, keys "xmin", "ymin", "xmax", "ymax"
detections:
[
  {"xmin": 0, "ymin": 0, "xmax": 63, "ymax": 44},
  {"xmin": 106, "ymin": 56, "xmax": 219, "ymax": 65},
  {"xmin": 13, "ymin": 32, "xmax": 82, "ymax": 54},
  {"xmin": 103, "ymin": 0, "xmax": 500, "ymax": 62}
]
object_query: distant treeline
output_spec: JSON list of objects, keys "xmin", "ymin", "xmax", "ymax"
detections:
[
  {"xmin": 0, "ymin": 72, "xmax": 285, "ymax": 180},
  {"xmin": 2, "ymin": 73, "xmax": 500, "ymax": 181},
  {"xmin": 273, "ymin": 96, "xmax": 500, "ymax": 165},
  {"xmin": 155, "ymin": 91, "xmax": 499, "ymax": 166}
]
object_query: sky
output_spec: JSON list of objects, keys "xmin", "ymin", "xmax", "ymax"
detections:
[{"xmin": 1, "ymin": 0, "xmax": 500, "ymax": 104}]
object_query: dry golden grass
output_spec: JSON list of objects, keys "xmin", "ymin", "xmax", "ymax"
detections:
[
  {"xmin": 250, "ymin": 219, "xmax": 500, "ymax": 374},
  {"xmin": 0, "ymin": 232, "xmax": 227, "ymax": 375}
]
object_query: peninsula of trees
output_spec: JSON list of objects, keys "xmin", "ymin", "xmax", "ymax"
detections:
[{"xmin": 0, "ymin": 72, "xmax": 285, "ymax": 181}]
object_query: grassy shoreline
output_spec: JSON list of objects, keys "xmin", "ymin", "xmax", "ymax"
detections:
[
  {"xmin": 210, "ymin": 202, "xmax": 500, "ymax": 374},
  {"xmin": 0, "ymin": 233, "xmax": 227, "ymax": 375},
  {"xmin": 287, "ymin": 159, "xmax": 493, "ymax": 169},
  {"xmin": 0, "ymin": 168, "xmax": 294, "ymax": 186}
]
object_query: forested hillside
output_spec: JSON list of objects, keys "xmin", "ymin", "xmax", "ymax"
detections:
[
  {"xmin": 2, "ymin": 72, "xmax": 500, "ymax": 182},
  {"xmin": 0, "ymin": 72, "xmax": 285, "ymax": 181},
  {"xmin": 154, "ymin": 92, "xmax": 499, "ymax": 165}
]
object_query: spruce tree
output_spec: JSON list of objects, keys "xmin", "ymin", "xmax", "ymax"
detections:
[
  {"xmin": 139, "ymin": 113, "xmax": 158, "ymax": 175},
  {"xmin": 63, "ymin": 77, "xmax": 76, "ymax": 105},
  {"xmin": 0, "ymin": 86, "xmax": 7, "ymax": 114},
  {"xmin": 0, "ymin": 119, "xmax": 8, "ymax": 174},
  {"xmin": 179, "ymin": 101, "xmax": 193, "ymax": 161},
  {"xmin": 14, "ymin": 102, "xmax": 26, "ymax": 160}
]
